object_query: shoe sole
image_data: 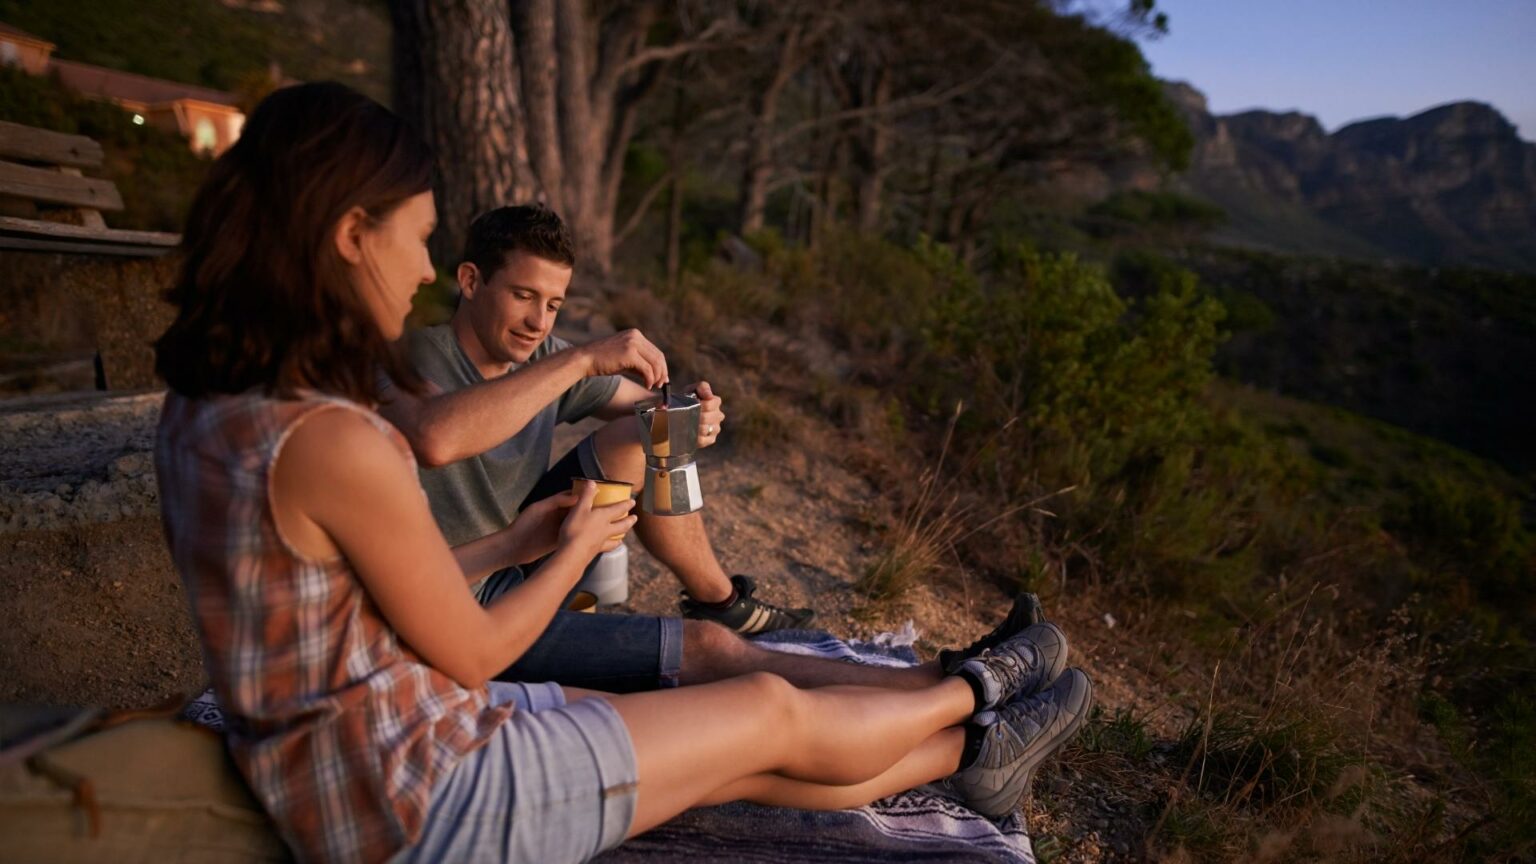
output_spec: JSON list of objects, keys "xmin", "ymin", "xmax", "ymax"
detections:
[{"xmin": 969, "ymin": 668, "xmax": 1094, "ymax": 819}]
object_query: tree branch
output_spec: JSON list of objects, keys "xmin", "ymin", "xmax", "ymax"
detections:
[
  {"xmin": 613, "ymin": 168, "xmax": 677, "ymax": 247},
  {"xmin": 772, "ymin": 53, "xmax": 1010, "ymax": 148},
  {"xmin": 612, "ymin": 18, "xmax": 736, "ymax": 79}
]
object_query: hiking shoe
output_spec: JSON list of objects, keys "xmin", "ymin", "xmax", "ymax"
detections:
[
  {"xmin": 679, "ymin": 574, "xmax": 815, "ymax": 635},
  {"xmin": 955, "ymin": 622, "xmax": 1069, "ymax": 710},
  {"xmin": 947, "ymin": 667, "xmax": 1094, "ymax": 819},
  {"xmin": 939, "ymin": 592, "xmax": 1046, "ymax": 674}
]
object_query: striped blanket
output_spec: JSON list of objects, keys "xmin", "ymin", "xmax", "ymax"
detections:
[{"xmin": 182, "ymin": 628, "xmax": 1034, "ymax": 863}]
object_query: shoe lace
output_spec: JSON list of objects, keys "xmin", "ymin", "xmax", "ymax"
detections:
[{"xmin": 988, "ymin": 690, "xmax": 1052, "ymax": 740}]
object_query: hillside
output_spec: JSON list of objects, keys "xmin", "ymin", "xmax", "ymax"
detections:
[
  {"xmin": 0, "ymin": 0, "xmax": 388, "ymax": 102},
  {"xmin": 1111, "ymin": 247, "xmax": 1536, "ymax": 476},
  {"xmin": 1167, "ymin": 82, "xmax": 1536, "ymax": 271}
]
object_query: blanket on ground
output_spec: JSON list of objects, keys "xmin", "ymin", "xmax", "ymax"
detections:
[{"xmin": 181, "ymin": 628, "xmax": 1034, "ymax": 864}]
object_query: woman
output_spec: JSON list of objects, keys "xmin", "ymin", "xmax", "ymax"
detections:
[{"xmin": 154, "ymin": 82, "xmax": 1092, "ymax": 864}]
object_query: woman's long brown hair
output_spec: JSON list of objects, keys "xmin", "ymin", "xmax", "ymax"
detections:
[{"xmin": 155, "ymin": 82, "xmax": 431, "ymax": 402}]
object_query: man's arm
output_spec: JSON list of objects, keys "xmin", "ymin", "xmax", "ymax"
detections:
[
  {"xmin": 593, "ymin": 379, "xmax": 727, "ymax": 451},
  {"xmin": 380, "ymin": 329, "xmax": 669, "ymax": 467},
  {"xmin": 591, "ymin": 376, "xmax": 659, "ymax": 421}
]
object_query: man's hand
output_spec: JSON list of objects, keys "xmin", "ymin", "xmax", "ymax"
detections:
[
  {"xmin": 499, "ymin": 490, "xmax": 578, "ymax": 565},
  {"xmin": 579, "ymin": 329, "xmax": 669, "ymax": 389},
  {"xmin": 694, "ymin": 380, "xmax": 725, "ymax": 449}
]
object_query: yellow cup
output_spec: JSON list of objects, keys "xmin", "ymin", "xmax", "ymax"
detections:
[
  {"xmin": 573, "ymin": 478, "xmax": 634, "ymax": 542},
  {"xmin": 566, "ymin": 590, "xmax": 598, "ymax": 613}
]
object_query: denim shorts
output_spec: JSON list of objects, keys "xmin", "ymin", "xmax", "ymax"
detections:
[
  {"xmin": 392, "ymin": 682, "xmax": 638, "ymax": 864},
  {"xmin": 474, "ymin": 436, "xmax": 684, "ymax": 693},
  {"xmin": 477, "ymin": 565, "xmax": 683, "ymax": 692}
]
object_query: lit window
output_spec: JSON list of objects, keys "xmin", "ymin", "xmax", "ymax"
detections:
[
  {"xmin": 194, "ymin": 118, "xmax": 217, "ymax": 153},
  {"xmin": 132, "ymin": 114, "xmax": 145, "ymax": 126}
]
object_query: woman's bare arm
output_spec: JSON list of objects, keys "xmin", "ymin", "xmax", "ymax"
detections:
[{"xmin": 270, "ymin": 407, "xmax": 634, "ymax": 687}]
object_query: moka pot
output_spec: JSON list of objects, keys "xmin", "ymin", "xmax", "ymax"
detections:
[{"xmin": 634, "ymin": 391, "xmax": 704, "ymax": 515}]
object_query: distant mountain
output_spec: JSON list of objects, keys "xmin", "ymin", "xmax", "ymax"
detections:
[{"xmin": 1167, "ymin": 83, "xmax": 1536, "ymax": 271}]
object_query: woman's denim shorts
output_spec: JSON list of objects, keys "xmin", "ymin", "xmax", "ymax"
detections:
[{"xmin": 393, "ymin": 682, "xmax": 639, "ymax": 863}]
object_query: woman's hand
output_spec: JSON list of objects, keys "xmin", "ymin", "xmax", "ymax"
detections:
[
  {"xmin": 500, "ymin": 489, "xmax": 578, "ymax": 565},
  {"xmin": 560, "ymin": 480, "xmax": 637, "ymax": 560}
]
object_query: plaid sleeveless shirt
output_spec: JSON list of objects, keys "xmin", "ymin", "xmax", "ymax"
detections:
[{"xmin": 155, "ymin": 391, "xmax": 514, "ymax": 863}]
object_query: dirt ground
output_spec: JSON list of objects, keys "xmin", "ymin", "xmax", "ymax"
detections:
[{"xmin": 0, "ymin": 516, "xmax": 202, "ymax": 708}]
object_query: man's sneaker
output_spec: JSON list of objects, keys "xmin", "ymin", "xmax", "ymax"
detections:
[
  {"xmin": 948, "ymin": 667, "xmax": 1093, "ymax": 819},
  {"xmin": 679, "ymin": 574, "xmax": 815, "ymax": 635},
  {"xmin": 955, "ymin": 622, "xmax": 1069, "ymax": 709},
  {"xmin": 939, "ymin": 592, "xmax": 1046, "ymax": 674}
]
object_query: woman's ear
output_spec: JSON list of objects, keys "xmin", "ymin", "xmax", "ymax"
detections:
[
  {"xmin": 456, "ymin": 262, "xmax": 480, "ymax": 300},
  {"xmin": 332, "ymin": 206, "xmax": 369, "ymax": 266}
]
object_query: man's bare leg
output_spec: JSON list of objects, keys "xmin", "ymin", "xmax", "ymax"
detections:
[
  {"xmin": 592, "ymin": 419, "xmax": 733, "ymax": 603},
  {"xmin": 680, "ymin": 620, "xmax": 946, "ymax": 689}
]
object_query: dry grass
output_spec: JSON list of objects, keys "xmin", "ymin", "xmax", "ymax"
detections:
[{"xmin": 855, "ymin": 402, "xmax": 970, "ymax": 604}]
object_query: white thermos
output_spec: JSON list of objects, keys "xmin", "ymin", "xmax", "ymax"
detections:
[{"xmin": 578, "ymin": 543, "xmax": 630, "ymax": 605}]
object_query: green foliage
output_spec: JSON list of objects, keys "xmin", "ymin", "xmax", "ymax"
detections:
[
  {"xmin": 1040, "ymin": 11, "xmax": 1193, "ymax": 171},
  {"xmin": 0, "ymin": 0, "xmax": 387, "ymax": 100},
  {"xmin": 0, "ymin": 67, "xmax": 208, "ymax": 231},
  {"xmin": 1394, "ymin": 470, "xmax": 1534, "ymax": 604},
  {"xmin": 1177, "ymin": 247, "xmax": 1536, "ymax": 474},
  {"xmin": 1481, "ymin": 694, "xmax": 1536, "ymax": 856},
  {"xmin": 1174, "ymin": 707, "xmax": 1349, "ymax": 810},
  {"xmin": 1080, "ymin": 707, "xmax": 1156, "ymax": 760},
  {"xmin": 1085, "ymin": 189, "xmax": 1226, "ymax": 236},
  {"xmin": 1155, "ymin": 801, "xmax": 1233, "ymax": 857}
]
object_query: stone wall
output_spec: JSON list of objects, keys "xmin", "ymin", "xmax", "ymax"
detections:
[{"xmin": 0, "ymin": 250, "xmax": 177, "ymax": 394}]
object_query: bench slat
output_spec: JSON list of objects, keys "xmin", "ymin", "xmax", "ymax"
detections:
[
  {"xmin": 0, "ymin": 215, "xmax": 179, "ymax": 247},
  {"xmin": 0, "ymin": 235, "xmax": 176, "ymax": 257},
  {"xmin": 0, "ymin": 160, "xmax": 124, "ymax": 211},
  {"xmin": 0, "ymin": 120, "xmax": 105, "ymax": 169}
]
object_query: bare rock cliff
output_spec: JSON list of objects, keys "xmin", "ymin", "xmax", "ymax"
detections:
[{"xmin": 1166, "ymin": 81, "xmax": 1536, "ymax": 270}]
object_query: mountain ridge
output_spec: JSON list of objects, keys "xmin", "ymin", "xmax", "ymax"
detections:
[{"xmin": 1165, "ymin": 82, "xmax": 1536, "ymax": 271}]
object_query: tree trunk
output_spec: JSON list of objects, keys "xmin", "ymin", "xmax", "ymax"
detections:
[
  {"xmin": 922, "ymin": 139, "xmax": 944, "ymax": 238},
  {"xmin": 738, "ymin": 25, "xmax": 803, "ymax": 235},
  {"xmin": 389, "ymin": 0, "xmax": 533, "ymax": 265},
  {"xmin": 854, "ymin": 66, "xmax": 891, "ymax": 234},
  {"xmin": 511, "ymin": 0, "xmax": 563, "ymax": 213},
  {"xmin": 666, "ymin": 86, "xmax": 685, "ymax": 289},
  {"xmin": 513, "ymin": 0, "xmax": 696, "ymax": 276}
]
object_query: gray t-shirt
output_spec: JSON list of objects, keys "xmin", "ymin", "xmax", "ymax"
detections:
[{"xmin": 397, "ymin": 324, "xmax": 620, "ymax": 546}]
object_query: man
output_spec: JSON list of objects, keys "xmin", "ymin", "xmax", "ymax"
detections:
[{"xmin": 380, "ymin": 204, "xmax": 1052, "ymax": 693}]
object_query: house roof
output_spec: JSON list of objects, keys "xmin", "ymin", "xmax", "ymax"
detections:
[
  {"xmin": 50, "ymin": 58, "xmax": 241, "ymax": 109},
  {"xmin": 0, "ymin": 21, "xmax": 56, "ymax": 48}
]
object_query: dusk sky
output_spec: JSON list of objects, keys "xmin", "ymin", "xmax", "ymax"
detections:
[{"xmin": 1134, "ymin": 0, "xmax": 1536, "ymax": 139}]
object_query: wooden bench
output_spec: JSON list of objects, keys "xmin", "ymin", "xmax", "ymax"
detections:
[{"xmin": 0, "ymin": 120, "xmax": 180, "ymax": 257}]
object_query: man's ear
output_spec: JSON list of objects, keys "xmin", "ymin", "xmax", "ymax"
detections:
[
  {"xmin": 456, "ymin": 262, "xmax": 480, "ymax": 301},
  {"xmin": 332, "ymin": 206, "xmax": 368, "ymax": 265}
]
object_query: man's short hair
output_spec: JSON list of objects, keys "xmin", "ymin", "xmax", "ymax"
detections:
[{"xmin": 462, "ymin": 204, "xmax": 576, "ymax": 280}]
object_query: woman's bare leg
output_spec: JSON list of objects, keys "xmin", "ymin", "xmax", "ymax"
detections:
[
  {"xmin": 699, "ymin": 726, "xmax": 965, "ymax": 810},
  {"xmin": 605, "ymin": 673, "xmax": 975, "ymax": 838}
]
